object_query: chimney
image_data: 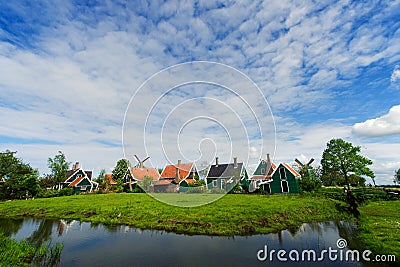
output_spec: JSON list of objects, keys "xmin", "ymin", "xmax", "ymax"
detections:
[
  {"xmin": 175, "ymin": 160, "xmax": 181, "ymax": 183},
  {"xmin": 215, "ymin": 157, "xmax": 219, "ymax": 167},
  {"xmin": 233, "ymin": 157, "xmax": 238, "ymax": 168},
  {"xmin": 73, "ymin": 162, "xmax": 79, "ymax": 170},
  {"xmin": 266, "ymin": 154, "xmax": 272, "ymax": 175}
]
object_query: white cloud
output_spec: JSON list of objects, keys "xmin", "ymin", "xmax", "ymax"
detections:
[
  {"xmin": 1, "ymin": 0, "xmax": 399, "ymax": 182},
  {"xmin": 391, "ymin": 65, "xmax": 400, "ymax": 83},
  {"xmin": 352, "ymin": 105, "xmax": 400, "ymax": 137}
]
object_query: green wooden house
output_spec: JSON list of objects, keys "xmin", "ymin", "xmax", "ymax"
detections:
[
  {"xmin": 250, "ymin": 157, "xmax": 301, "ymax": 194},
  {"xmin": 206, "ymin": 157, "xmax": 249, "ymax": 192},
  {"xmin": 62, "ymin": 162, "xmax": 98, "ymax": 193},
  {"xmin": 269, "ymin": 163, "xmax": 301, "ymax": 193}
]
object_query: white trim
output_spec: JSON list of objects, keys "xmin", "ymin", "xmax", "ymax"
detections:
[
  {"xmin": 212, "ymin": 180, "xmax": 217, "ymax": 187},
  {"xmin": 279, "ymin": 167, "xmax": 287, "ymax": 180},
  {"xmin": 281, "ymin": 180, "xmax": 289, "ymax": 193}
]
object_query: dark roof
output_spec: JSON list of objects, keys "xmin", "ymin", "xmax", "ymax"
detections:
[
  {"xmin": 207, "ymin": 163, "xmax": 243, "ymax": 179},
  {"xmin": 65, "ymin": 169, "xmax": 93, "ymax": 181}
]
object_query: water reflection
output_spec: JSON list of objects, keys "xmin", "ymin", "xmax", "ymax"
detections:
[{"xmin": 0, "ymin": 218, "xmax": 391, "ymax": 267}]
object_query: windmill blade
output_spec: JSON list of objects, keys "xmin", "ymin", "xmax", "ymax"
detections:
[
  {"xmin": 142, "ymin": 156, "xmax": 150, "ymax": 163},
  {"xmin": 134, "ymin": 155, "xmax": 141, "ymax": 163},
  {"xmin": 307, "ymin": 158, "xmax": 315, "ymax": 166},
  {"xmin": 295, "ymin": 158, "xmax": 304, "ymax": 167}
]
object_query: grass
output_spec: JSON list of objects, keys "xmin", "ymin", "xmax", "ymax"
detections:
[
  {"xmin": 0, "ymin": 231, "xmax": 63, "ymax": 267},
  {"xmin": 358, "ymin": 200, "xmax": 400, "ymax": 258},
  {"xmin": 0, "ymin": 193, "xmax": 352, "ymax": 236}
]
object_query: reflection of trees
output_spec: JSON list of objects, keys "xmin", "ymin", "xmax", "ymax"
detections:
[
  {"xmin": 335, "ymin": 221, "xmax": 361, "ymax": 251},
  {"xmin": 27, "ymin": 219, "xmax": 54, "ymax": 248},
  {"xmin": 102, "ymin": 223, "xmax": 121, "ymax": 234},
  {"xmin": 0, "ymin": 218, "xmax": 24, "ymax": 236}
]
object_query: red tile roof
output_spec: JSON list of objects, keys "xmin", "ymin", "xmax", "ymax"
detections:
[
  {"xmin": 105, "ymin": 174, "xmax": 117, "ymax": 185},
  {"xmin": 161, "ymin": 163, "xmax": 193, "ymax": 180},
  {"xmin": 130, "ymin": 168, "xmax": 159, "ymax": 181},
  {"xmin": 69, "ymin": 177, "xmax": 84, "ymax": 187},
  {"xmin": 283, "ymin": 163, "xmax": 301, "ymax": 177}
]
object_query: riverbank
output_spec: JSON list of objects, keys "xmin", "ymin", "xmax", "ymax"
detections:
[
  {"xmin": 0, "ymin": 193, "xmax": 351, "ymax": 236},
  {"xmin": 358, "ymin": 200, "xmax": 400, "ymax": 258},
  {"xmin": 0, "ymin": 231, "xmax": 62, "ymax": 266}
]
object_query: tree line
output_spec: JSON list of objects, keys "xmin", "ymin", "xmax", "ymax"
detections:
[{"xmin": 0, "ymin": 138, "xmax": 398, "ymax": 200}]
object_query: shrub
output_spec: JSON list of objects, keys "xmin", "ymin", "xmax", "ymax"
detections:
[{"xmin": 300, "ymin": 176, "xmax": 322, "ymax": 192}]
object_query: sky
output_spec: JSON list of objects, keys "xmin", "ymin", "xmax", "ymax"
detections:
[{"xmin": 0, "ymin": 0, "xmax": 399, "ymax": 184}]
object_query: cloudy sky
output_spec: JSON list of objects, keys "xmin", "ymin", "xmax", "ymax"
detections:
[{"xmin": 1, "ymin": 0, "xmax": 399, "ymax": 184}]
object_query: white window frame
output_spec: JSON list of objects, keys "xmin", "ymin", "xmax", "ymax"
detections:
[
  {"xmin": 279, "ymin": 167, "xmax": 286, "ymax": 180},
  {"xmin": 212, "ymin": 180, "xmax": 217, "ymax": 187},
  {"xmin": 281, "ymin": 180, "xmax": 289, "ymax": 193},
  {"xmin": 261, "ymin": 168, "xmax": 266, "ymax": 175}
]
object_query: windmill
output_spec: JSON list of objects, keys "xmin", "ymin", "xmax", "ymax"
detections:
[
  {"xmin": 294, "ymin": 158, "xmax": 315, "ymax": 178},
  {"xmin": 134, "ymin": 155, "xmax": 150, "ymax": 168}
]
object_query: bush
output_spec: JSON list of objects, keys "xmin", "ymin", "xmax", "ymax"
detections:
[
  {"xmin": 300, "ymin": 176, "xmax": 322, "ymax": 192},
  {"xmin": 37, "ymin": 187, "xmax": 74, "ymax": 198}
]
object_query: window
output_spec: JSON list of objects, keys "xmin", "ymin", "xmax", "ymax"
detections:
[
  {"xmin": 281, "ymin": 181, "xmax": 289, "ymax": 193},
  {"xmin": 263, "ymin": 184, "xmax": 271, "ymax": 194},
  {"xmin": 212, "ymin": 180, "xmax": 217, "ymax": 187},
  {"xmin": 261, "ymin": 168, "xmax": 265, "ymax": 174},
  {"xmin": 221, "ymin": 179, "xmax": 225, "ymax": 189},
  {"xmin": 279, "ymin": 168, "xmax": 286, "ymax": 180}
]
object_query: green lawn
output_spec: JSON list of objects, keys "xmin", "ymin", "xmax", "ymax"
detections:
[
  {"xmin": 0, "ymin": 193, "xmax": 398, "ymax": 260},
  {"xmin": 358, "ymin": 200, "xmax": 400, "ymax": 258},
  {"xmin": 0, "ymin": 193, "xmax": 350, "ymax": 235}
]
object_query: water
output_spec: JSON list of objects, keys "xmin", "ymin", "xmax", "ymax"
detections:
[{"xmin": 0, "ymin": 218, "xmax": 377, "ymax": 266}]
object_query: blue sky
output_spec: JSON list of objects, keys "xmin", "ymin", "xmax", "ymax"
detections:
[{"xmin": 0, "ymin": 0, "xmax": 399, "ymax": 184}]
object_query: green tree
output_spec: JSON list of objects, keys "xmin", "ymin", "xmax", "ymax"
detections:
[
  {"xmin": 295, "ymin": 164, "xmax": 322, "ymax": 192},
  {"xmin": 47, "ymin": 151, "xmax": 70, "ymax": 190},
  {"xmin": 0, "ymin": 150, "xmax": 40, "ymax": 199},
  {"xmin": 95, "ymin": 169, "xmax": 106, "ymax": 185},
  {"xmin": 394, "ymin": 169, "xmax": 400, "ymax": 185},
  {"xmin": 38, "ymin": 174, "xmax": 54, "ymax": 189},
  {"xmin": 112, "ymin": 159, "xmax": 130, "ymax": 191},
  {"xmin": 321, "ymin": 138, "xmax": 374, "ymax": 190}
]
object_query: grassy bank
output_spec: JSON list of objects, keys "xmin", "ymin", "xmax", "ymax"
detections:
[
  {"xmin": 0, "ymin": 193, "xmax": 351, "ymax": 235},
  {"xmin": 358, "ymin": 200, "xmax": 400, "ymax": 258},
  {"xmin": 0, "ymin": 232, "xmax": 62, "ymax": 267}
]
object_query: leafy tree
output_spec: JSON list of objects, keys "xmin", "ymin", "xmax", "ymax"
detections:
[
  {"xmin": 0, "ymin": 150, "xmax": 40, "ymax": 199},
  {"xmin": 112, "ymin": 159, "xmax": 130, "ymax": 191},
  {"xmin": 321, "ymin": 139, "xmax": 374, "ymax": 189},
  {"xmin": 394, "ymin": 169, "xmax": 400, "ymax": 185},
  {"xmin": 95, "ymin": 169, "xmax": 106, "ymax": 185},
  {"xmin": 112, "ymin": 159, "xmax": 130, "ymax": 181},
  {"xmin": 0, "ymin": 150, "xmax": 21, "ymax": 180},
  {"xmin": 295, "ymin": 164, "xmax": 322, "ymax": 192},
  {"xmin": 47, "ymin": 151, "xmax": 70, "ymax": 190},
  {"xmin": 38, "ymin": 174, "xmax": 54, "ymax": 189},
  {"xmin": 299, "ymin": 175, "xmax": 322, "ymax": 192}
]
